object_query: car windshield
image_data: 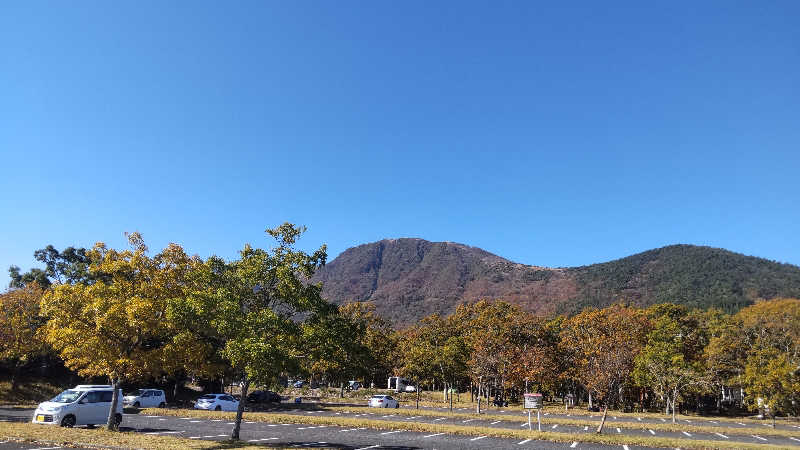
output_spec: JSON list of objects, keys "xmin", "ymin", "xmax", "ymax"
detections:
[
  {"xmin": 371, "ymin": 396, "xmax": 385, "ymax": 399},
  {"xmin": 199, "ymin": 395, "xmax": 217, "ymax": 400},
  {"xmin": 50, "ymin": 389, "xmax": 82, "ymax": 403},
  {"xmin": 125, "ymin": 389, "xmax": 146, "ymax": 396}
]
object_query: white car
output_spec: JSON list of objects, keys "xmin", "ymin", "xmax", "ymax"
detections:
[
  {"xmin": 123, "ymin": 389, "xmax": 166, "ymax": 408},
  {"xmin": 404, "ymin": 385, "xmax": 417, "ymax": 392},
  {"xmin": 32, "ymin": 385, "xmax": 123, "ymax": 428},
  {"xmin": 368, "ymin": 395, "xmax": 399, "ymax": 408},
  {"xmin": 194, "ymin": 393, "xmax": 239, "ymax": 411}
]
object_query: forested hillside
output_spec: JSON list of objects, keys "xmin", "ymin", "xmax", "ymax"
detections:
[{"xmin": 313, "ymin": 239, "xmax": 800, "ymax": 323}]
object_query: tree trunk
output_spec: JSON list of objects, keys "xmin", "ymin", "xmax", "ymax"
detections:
[
  {"xmin": 596, "ymin": 403, "xmax": 608, "ymax": 434},
  {"xmin": 588, "ymin": 391, "xmax": 593, "ymax": 410},
  {"xmin": 470, "ymin": 381, "xmax": 473, "ymax": 403},
  {"xmin": 772, "ymin": 412, "xmax": 776, "ymax": 429},
  {"xmin": 10, "ymin": 362, "xmax": 21, "ymax": 391},
  {"xmin": 340, "ymin": 381, "xmax": 345, "ymax": 399},
  {"xmin": 477, "ymin": 381, "xmax": 482, "ymax": 414},
  {"xmin": 106, "ymin": 377, "xmax": 121, "ymax": 431},
  {"xmin": 449, "ymin": 381, "xmax": 453, "ymax": 412},
  {"xmin": 672, "ymin": 388, "xmax": 677, "ymax": 423},
  {"xmin": 231, "ymin": 377, "xmax": 250, "ymax": 440}
]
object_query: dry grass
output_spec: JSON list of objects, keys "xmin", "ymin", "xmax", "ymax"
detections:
[
  {"xmin": 0, "ymin": 421, "xmax": 262, "ymax": 449},
  {"xmin": 142, "ymin": 408, "xmax": 797, "ymax": 450}
]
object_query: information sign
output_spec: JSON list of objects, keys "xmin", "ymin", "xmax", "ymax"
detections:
[{"xmin": 524, "ymin": 393, "xmax": 542, "ymax": 409}]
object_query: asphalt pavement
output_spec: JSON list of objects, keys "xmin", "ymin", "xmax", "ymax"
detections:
[
  {"xmin": 3, "ymin": 406, "xmax": 800, "ymax": 449},
  {"xmin": 0, "ymin": 407, "xmax": 664, "ymax": 450}
]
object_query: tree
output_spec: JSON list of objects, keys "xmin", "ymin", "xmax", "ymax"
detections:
[
  {"xmin": 561, "ymin": 304, "xmax": 649, "ymax": 433},
  {"xmin": 0, "ymin": 283, "xmax": 48, "ymax": 389},
  {"xmin": 9, "ymin": 245, "xmax": 92, "ymax": 289},
  {"xmin": 173, "ymin": 223, "xmax": 329, "ymax": 440},
  {"xmin": 736, "ymin": 299, "xmax": 800, "ymax": 424},
  {"xmin": 633, "ymin": 304, "xmax": 710, "ymax": 422},
  {"xmin": 40, "ymin": 233, "xmax": 195, "ymax": 430}
]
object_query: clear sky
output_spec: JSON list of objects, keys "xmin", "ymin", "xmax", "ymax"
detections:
[{"xmin": 2, "ymin": 1, "xmax": 799, "ymax": 288}]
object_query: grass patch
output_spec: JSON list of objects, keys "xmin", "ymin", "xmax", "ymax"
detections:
[
  {"xmin": 142, "ymin": 408, "xmax": 795, "ymax": 450},
  {"xmin": 0, "ymin": 379, "xmax": 65, "ymax": 405},
  {"xmin": 0, "ymin": 421, "xmax": 263, "ymax": 449}
]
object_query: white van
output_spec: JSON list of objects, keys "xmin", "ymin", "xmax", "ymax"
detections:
[
  {"xmin": 123, "ymin": 389, "xmax": 166, "ymax": 408},
  {"xmin": 32, "ymin": 385, "xmax": 123, "ymax": 427}
]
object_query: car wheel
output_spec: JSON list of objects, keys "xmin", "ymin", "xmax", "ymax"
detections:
[
  {"xmin": 133, "ymin": 401, "xmax": 140, "ymax": 408},
  {"xmin": 215, "ymin": 405, "xmax": 221, "ymax": 411},
  {"xmin": 158, "ymin": 402, "xmax": 166, "ymax": 408},
  {"xmin": 60, "ymin": 415, "xmax": 76, "ymax": 428}
]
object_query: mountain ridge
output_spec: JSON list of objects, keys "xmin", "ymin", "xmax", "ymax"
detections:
[{"xmin": 312, "ymin": 239, "xmax": 800, "ymax": 324}]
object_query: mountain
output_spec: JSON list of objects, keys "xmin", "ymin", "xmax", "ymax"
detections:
[{"xmin": 312, "ymin": 239, "xmax": 800, "ymax": 324}]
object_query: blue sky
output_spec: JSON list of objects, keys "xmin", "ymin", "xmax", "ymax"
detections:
[{"xmin": 2, "ymin": 1, "xmax": 799, "ymax": 287}]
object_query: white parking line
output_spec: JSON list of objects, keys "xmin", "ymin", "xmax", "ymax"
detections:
[
  {"xmin": 248, "ymin": 438, "xmax": 279, "ymax": 442},
  {"xmin": 518, "ymin": 439, "xmax": 531, "ymax": 445},
  {"xmin": 682, "ymin": 431, "xmax": 692, "ymax": 437},
  {"xmin": 355, "ymin": 446, "xmax": 380, "ymax": 450},
  {"xmin": 490, "ymin": 420, "xmax": 501, "ymax": 425},
  {"xmin": 616, "ymin": 428, "xmax": 621, "ymax": 433},
  {"xmin": 637, "ymin": 417, "xmax": 642, "ymax": 421},
  {"xmin": 570, "ymin": 442, "xmax": 578, "ymax": 448},
  {"xmin": 462, "ymin": 419, "xmax": 476, "ymax": 423},
  {"xmin": 715, "ymin": 433, "xmax": 728, "ymax": 439},
  {"xmin": 470, "ymin": 436, "xmax": 487, "ymax": 441},
  {"xmin": 520, "ymin": 422, "xmax": 529, "ymax": 427},
  {"xmin": 433, "ymin": 417, "xmax": 446, "ymax": 421},
  {"xmin": 552, "ymin": 424, "xmax": 559, "ymax": 429},
  {"xmin": 660, "ymin": 418, "xmax": 665, "ymax": 422},
  {"xmin": 648, "ymin": 429, "xmax": 655, "ymax": 435},
  {"xmin": 29, "ymin": 447, "xmax": 62, "ymax": 450},
  {"xmin": 189, "ymin": 420, "xmax": 201, "ymax": 423},
  {"xmin": 789, "ymin": 437, "xmax": 800, "ymax": 443},
  {"xmin": 381, "ymin": 430, "xmax": 402, "ymax": 435},
  {"xmin": 623, "ymin": 445, "xmax": 630, "ymax": 450},
  {"xmin": 737, "ymin": 422, "xmax": 746, "ymax": 426},
  {"xmin": 583, "ymin": 426, "xmax": 588, "ymax": 431},
  {"xmin": 752, "ymin": 435, "xmax": 768, "ymax": 441},
  {"xmin": 424, "ymin": 433, "xmax": 445, "ymax": 438}
]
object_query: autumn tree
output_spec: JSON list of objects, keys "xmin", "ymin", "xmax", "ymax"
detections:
[
  {"xmin": 561, "ymin": 304, "xmax": 649, "ymax": 433},
  {"xmin": 0, "ymin": 283, "xmax": 48, "ymax": 389},
  {"xmin": 736, "ymin": 299, "xmax": 800, "ymax": 425},
  {"xmin": 40, "ymin": 233, "xmax": 196, "ymax": 430},
  {"xmin": 505, "ymin": 314, "xmax": 562, "ymax": 398},
  {"xmin": 9, "ymin": 245, "xmax": 92, "ymax": 289}
]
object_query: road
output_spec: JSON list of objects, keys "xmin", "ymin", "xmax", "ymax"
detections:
[
  {"xmin": 1, "ymin": 407, "xmax": 665, "ymax": 450},
  {"xmin": 3, "ymin": 406, "xmax": 800, "ymax": 449}
]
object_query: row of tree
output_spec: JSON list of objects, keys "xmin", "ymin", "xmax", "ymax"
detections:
[{"xmin": 1, "ymin": 225, "xmax": 799, "ymax": 436}]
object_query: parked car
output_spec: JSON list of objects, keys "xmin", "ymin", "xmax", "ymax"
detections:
[
  {"xmin": 247, "ymin": 390, "xmax": 281, "ymax": 403},
  {"xmin": 292, "ymin": 380, "xmax": 305, "ymax": 388},
  {"xmin": 123, "ymin": 389, "xmax": 166, "ymax": 408},
  {"xmin": 368, "ymin": 395, "xmax": 399, "ymax": 408},
  {"xmin": 193, "ymin": 394, "xmax": 239, "ymax": 412},
  {"xmin": 404, "ymin": 385, "xmax": 417, "ymax": 392},
  {"xmin": 32, "ymin": 385, "xmax": 123, "ymax": 428},
  {"xmin": 347, "ymin": 381, "xmax": 361, "ymax": 391}
]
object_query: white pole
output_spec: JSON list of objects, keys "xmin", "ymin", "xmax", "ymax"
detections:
[
  {"xmin": 528, "ymin": 410, "xmax": 531, "ymax": 431},
  {"xmin": 537, "ymin": 409, "xmax": 541, "ymax": 431}
]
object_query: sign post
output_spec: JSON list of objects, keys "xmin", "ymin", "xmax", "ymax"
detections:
[{"xmin": 524, "ymin": 393, "xmax": 543, "ymax": 432}]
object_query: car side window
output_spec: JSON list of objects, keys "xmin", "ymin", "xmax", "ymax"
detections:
[
  {"xmin": 85, "ymin": 391, "xmax": 101, "ymax": 403},
  {"xmin": 143, "ymin": 391, "xmax": 152, "ymax": 397},
  {"xmin": 100, "ymin": 391, "xmax": 113, "ymax": 402},
  {"xmin": 222, "ymin": 395, "xmax": 234, "ymax": 402}
]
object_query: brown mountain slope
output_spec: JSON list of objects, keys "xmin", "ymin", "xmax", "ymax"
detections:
[{"xmin": 312, "ymin": 239, "xmax": 800, "ymax": 324}]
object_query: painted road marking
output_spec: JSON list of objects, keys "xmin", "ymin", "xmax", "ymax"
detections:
[
  {"xmin": 584, "ymin": 426, "xmax": 588, "ymax": 431},
  {"xmin": 433, "ymin": 417, "xmax": 446, "ymax": 421},
  {"xmin": 616, "ymin": 428, "xmax": 621, "ymax": 433},
  {"xmin": 179, "ymin": 417, "xmax": 192, "ymax": 420},
  {"xmin": 462, "ymin": 419, "xmax": 476, "ymax": 423},
  {"xmin": 424, "ymin": 433, "xmax": 445, "ymax": 438},
  {"xmin": 552, "ymin": 424, "xmax": 559, "ymax": 429},
  {"xmin": 752, "ymin": 435, "xmax": 767, "ymax": 441},
  {"xmin": 382, "ymin": 415, "xmax": 391, "ymax": 418},
  {"xmin": 715, "ymin": 433, "xmax": 728, "ymax": 439},
  {"xmin": 789, "ymin": 437, "xmax": 800, "ymax": 443},
  {"xmin": 226, "ymin": 422, "xmax": 235, "ymax": 425},
  {"xmin": 521, "ymin": 422, "xmax": 529, "ymax": 427},
  {"xmin": 518, "ymin": 439, "xmax": 531, "ymax": 445},
  {"xmin": 660, "ymin": 418, "xmax": 666, "ymax": 422},
  {"xmin": 648, "ymin": 429, "xmax": 655, "ymax": 435},
  {"xmin": 470, "ymin": 436, "xmax": 487, "ymax": 441},
  {"xmin": 623, "ymin": 445, "xmax": 630, "ymax": 450},
  {"xmin": 381, "ymin": 430, "xmax": 402, "ymax": 435},
  {"xmin": 637, "ymin": 417, "xmax": 642, "ymax": 421},
  {"xmin": 682, "ymin": 431, "xmax": 692, "ymax": 437},
  {"xmin": 490, "ymin": 420, "xmax": 501, "ymax": 425},
  {"xmin": 738, "ymin": 422, "xmax": 746, "ymax": 426},
  {"xmin": 211, "ymin": 419, "xmax": 223, "ymax": 422},
  {"xmin": 248, "ymin": 438, "xmax": 279, "ymax": 442},
  {"xmin": 189, "ymin": 420, "xmax": 201, "ymax": 423},
  {"xmin": 570, "ymin": 442, "xmax": 578, "ymax": 448},
  {"xmin": 355, "ymin": 446, "xmax": 380, "ymax": 450}
]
